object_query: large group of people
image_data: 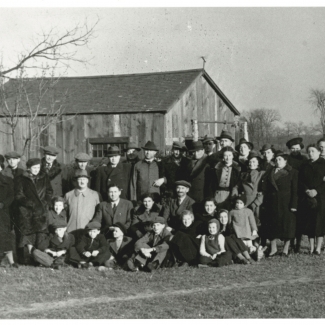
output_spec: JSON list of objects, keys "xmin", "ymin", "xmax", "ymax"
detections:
[{"xmin": 1, "ymin": 131, "xmax": 325, "ymax": 272}]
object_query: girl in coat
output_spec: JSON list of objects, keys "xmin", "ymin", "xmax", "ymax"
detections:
[
  {"xmin": 0, "ymin": 155, "xmax": 17, "ymax": 268},
  {"xmin": 15, "ymin": 158, "xmax": 53, "ymax": 261},
  {"xmin": 199, "ymin": 218, "xmax": 232, "ymax": 267},
  {"xmin": 228, "ymin": 195, "xmax": 258, "ymax": 254},
  {"xmin": 262, "ymin": 150, "xmax": 298, "ymax": 257},
  {"xmin": 299, "ymin": 144, "xmax": 325, "ymax": 255}
]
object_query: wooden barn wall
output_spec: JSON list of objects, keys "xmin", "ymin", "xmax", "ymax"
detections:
[{"xmin": 165, "ymin": 75, "xmax": 237, "ymax": 145}]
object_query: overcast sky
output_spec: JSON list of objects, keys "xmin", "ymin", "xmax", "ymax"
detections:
[{"xmin": 1, "ymin": 6, "xmax": 324, "ymax": 125}]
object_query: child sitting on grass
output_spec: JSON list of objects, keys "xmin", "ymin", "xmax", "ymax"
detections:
[
  {"xmin": 48, "ymin": 197, "xmax": 67, "ymax": 232},
  {"xmin": 228, "ymin": 194, "xmax": 258, "ymax": 254},
  {"xmin": 199, "ymin": 218, "xmax": 232, "ymax": 267},
  {"xmin": 33, "ymin": 220, "xmax": 75, "ymax": 269},
  {"xmin": 100, "ymin": 222, "xmax": 133, "ymax": 271},
  {"xmin": 69, "ymin": 221, "xmax": 110, "ymax": 269}
]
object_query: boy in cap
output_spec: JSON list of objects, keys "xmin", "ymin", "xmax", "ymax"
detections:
[
  {"xmin": 161, "ymin": 180, "xmax": 195, "ymax": 230},
  {"xmin": 101, "ymin": 222, "xmax": 133, "ymax": 270},
  {"xmin": 41, "ymin": 146, "xmax": 63, "ymax": 196},
  {"xmin": 69, "ymin": 221, "xmax": 110, "ymax": 269},
  {"xmin": 127, "ymin": 216, "xmax": 171, "ymax": 272},
  {"xmin": 33, "ymin": 220, "xmax": 75, "ymax": 269},
  {"xmin": 286, "ymin": 137, "xmax": 308, "ymax": 171},
  {"xmin": 2, "ymin": 151, "xmax": 24, "ymax": 179}
]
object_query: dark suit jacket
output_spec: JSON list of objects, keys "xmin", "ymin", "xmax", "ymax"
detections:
[
  {"xmin": 95, "ymin": 162, "xmax": 131, "ymax": 201},
  {"xmin": 107, "ymin": 236, "xmax": 133, "ymax": 263},
  {"xmin": 93, "ymin": 198, "xmax": 133, "ymax": 233}
]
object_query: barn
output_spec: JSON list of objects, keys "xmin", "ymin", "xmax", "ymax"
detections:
[{"xmin": 0, "ymin": 69, "xmax": 240, "ymax": 163}]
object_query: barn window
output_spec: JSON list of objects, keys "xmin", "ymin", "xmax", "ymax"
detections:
[{"xmin": 88, "ymin": 137, "xmax": 130, "ymax": 158}]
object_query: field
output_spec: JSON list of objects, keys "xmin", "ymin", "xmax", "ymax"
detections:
[{"xmin": 1, "ymin": 237, "xmax": 325, "ymax": 319}]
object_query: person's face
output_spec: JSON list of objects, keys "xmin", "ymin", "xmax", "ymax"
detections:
[
  {"xmin": 45, "ymin": 154, "xmax": 56, "ymax": 164},
  {"xmin": 152, "ymin": 222, "xmax": 164, "ymax": 235},
  {"xmin": 172, "ymin": 148, "xmax": 181, "ymax": 159},
  {"xmin": 290, "ymin": 144, "xmax": 301, "ymax": 156},
  {"xmin": 143, "ymin": 197, "xmax": 154, "ymax": 210},
  {"xmin": 203, "ymin": 141, "xmax": 215, "ymax": 154},
  {"xmin": 275, "ymin": 156, "xmax": 287, "ymax": 168},
  {"xmin": 77, "ymin": 161, "xmax": 88, "ymax": 170},
  {"xmin": 223, "ymin": 151, "xmax": 234, "ymax": 165},
  {"xmin": 205, "ymin": 201, "xmax": 217, "ymax": 215},
  {"xmin": 208, "ymin": 223, "xmax": 218, "ymax": 235},
  {"xmin": 239, "ymin": 144, "xmax": 250, "ymax": 156},
  {"xmin": 176, "ymin": 185, "xmax": 189, "ymax": 198},
  {"xmin": 89, "ymin": 229, "xmax": 100, "ymax": 239},
  {"xmin": 55, "ymin": 227, "xmax": 67, "ymax": 238},
  {"xmin": 308, "ymin": 147, "xmax": 320, "ymax": 161},
  {"xmin": 112, "ymin": 227, "xmax": 124, "ymax": 238},
  {"xmin": 127, "ymin": 149, "xmax": 138, "ymax": 160},
  {"xmin": 144, "ymin": 150, "xmax": 156, "ymax": 160},
  {"xmin": 263, "ymin": 149, "xmax": 274, "ymax": 162},
  {"xmin": 194, "ymin": 149, "xmax": 205, "ymax": 160},
  {"xmin": 235, "ymin": 200, "xmax": 245, "ymax": 210},
  {"xmin": 248, "ymin": 157, "xmax": 259, "ymax": 170},
  {"xmin": 318, "ymin": 141, "xmax": 325, "ymax": 156},
  {"xmin": 219, "ymin": 212, "xmax": 228, "ymax": 225},
  {"xmin": 108, "ymin": 186, "xmax": 121, "ymax": 202},
  {"xmin": 182, "ymin": 214, "xmax": 193, "ymax": 228},
  {"xmin": 7, "ymin": 157, "xmax": 20, "ymax": 168},
  {"xmin": 220, "ymin": 138, "xmax": 232, "ymax": 148},
  {"xmin": 54, "ymin": 202, "xmax": 64, "ymax": 215},
  {"xmin": 109, "ymin": 155, "xmax": 121, "ymax": 166},
  {"xmin": 30, "ymin": 164, "xmax": 41, "ymax": 176},
  {"xmin": 144, "ymin": 223, "xmax": 153, "ymax": 232},
  {"xmin": 77, "ymin": 177, "xmax": 89, "ymax": 189}
]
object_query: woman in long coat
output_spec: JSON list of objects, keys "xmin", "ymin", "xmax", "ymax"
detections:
[
  {"xmin": 262, "ymin": 150, "xmax": 298, "ymax": 256},
  {"xmin": 0, "ymin": 155, "xmax": 17, "ymax": 267},
  {"xmin": 299, "ymin": 144, "xmax": 325, "ymax": 255},
  {"xmin": 15, "ymin": 158, "xmax": 53, "ymax": 258}
]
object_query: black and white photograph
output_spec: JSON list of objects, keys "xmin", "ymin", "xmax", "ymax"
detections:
[{"xmin": 0, "ymin": 1, "xmax": 325, "ymax": 319}]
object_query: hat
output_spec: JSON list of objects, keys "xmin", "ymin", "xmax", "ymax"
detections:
[
  {"xmin": 152, "ymin": 216, "xmax": 166, "ymax": 225},
  {"xmin": 216, "ymin": 130, "xmax": 234, "ymax": 142},
  {"xmin": 175, "ymin": 180, "xmax": 191, "ymax": 188},
  {"xmin": 109, "ymin": 222, "xmax": 127, "ymax": 235},
  {"xmin": 274, "ymin": 150, "xmax": 289, "ymax": 159},
  {"xmin": 235, "ymin": 138, "xmax": 254, "ymax": 151},
  {"xmin": 247, "ymin": 150, "xmax": 262, "ymax": 161},
  {"xmin": 188, "ymin": 141, "xmax": 204, "ymax": 152},
  {"xmin": 202, "ymin": 135, "xmax": 217, "ymax": 144},
  {"xmin": 172, "ymin": 141, "xmax": 187, "ymax": 151},
  {"xmin": 4, "ymin": 151, "xmax": 21, "ymax": 159},
  {"xmin": 236, "ymin": 193, "xmax": 247, "ymax": 205},
  {"xmin": 142, "ymin": 141, "xmax": 159, "ymax": 151},
  {"xmin": 74, "ymin": 169, "xmax": 90, "ymax": 179},
  {"xmin": 286, "ymin": 137, "xmax": 304, "ymax": 149},
  {"xmin": 75, "ymin": 152, "xmax": 91, "ymax": 162},
  {"xmin": 124, "ymin": 142, "xmax": 141, "ymax": 152},
  {"xmin": 86, "ymin": 221, "xmax": 101, "ymax": 230},
  {"xmin": 260, "ymin": 144, "xmax": 276, "ymax": 154},
  {"xmin": 26, "ymin": 158, "xmax": 41, "ymax": 168},
  {"xmin": 43, "ymin": 146, "xmax": 59, "ymax": 156},
  {"xmin": 106, "ymin": 145, "xmax": 121, "ymax": 157},
  {"xmin": 52, "ymin": 220, "xmax": 68, "ymax": 229},
  {"xmin": 0, "ymin": 155, "xmax": 4, "ymax": 164}
]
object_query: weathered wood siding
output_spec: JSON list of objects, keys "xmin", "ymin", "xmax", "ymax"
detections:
[{"xmin": 165, "ymin": 75, "xmax": 236, "ymax": 144}]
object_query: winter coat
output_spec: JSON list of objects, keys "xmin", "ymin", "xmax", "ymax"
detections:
[
  {"xmin": 107, "ymin": 236, "xmax": 133, "ymax": 264},
  {"xmin": 299, "ymin": 158, "xmax": 325, "ymax": 237},
  {"xmin": 287, "ymin": 153, "xmax": 308, "ymax": 172},
  {"xmin": 130, "ymin": 159, "xmax": 162, "ymax": 201},
  {"xmin": 1, "ymin": 166, "xmax": 24, "ymax": 179},
  {"xmin": 262, "ymin": 164, "xmax": 298, "ymax": 239},
  {"xmin": 38, "ymin": 232, "xmax": 75, "ymax": 252},
  {"xmin": 48, "ymin": 209, "xmax": 67, "ymax": 230},
  {"xmin": 15, "ymin": 171, "xmax": 53, "ymax": 236},
  {"xmin": 0, "ymin": 174, "xmax": 15, "ymax": 253},
  {"xmin": 228, "ymin": 208, "xmax": 258, "ymax": 240},
  {"xmin": 237, "ymin": 169, "xmax": 265, "ymax": 226},
  {"xmin": 95, "ymin": 162, "xmax": 132, "ymax": 201},
  {"xmin": 40, "ymin": 158, "xmax": 63, "ymax": 196}
]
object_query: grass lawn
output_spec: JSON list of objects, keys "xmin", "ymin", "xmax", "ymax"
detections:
[{"xmin": 0, "ymin": 237, "xmax": 324, "ymax": 319}]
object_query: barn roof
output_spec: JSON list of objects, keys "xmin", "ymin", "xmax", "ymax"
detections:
[{"xmin": 2, "ymin": 69, "xmax": 240, "ymax": 116}]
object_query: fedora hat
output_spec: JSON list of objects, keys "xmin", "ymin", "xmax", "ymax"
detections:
[
  {"xmin": 260, "ymin": 144, "xmax": 276, "ymax": 154},
  {"xmin": 202, "ymin": 135, "xmax": 217, "ymax": 144},
  {"xmin": 188, "ymin": 141, "xmax": 204, "ymax": 152},
  {"xmin": 216, "ymin": 130, "xmax": 234, "ymax": 142},
  {"xmin": 172, "ymin": 141, "xmax": 187, "ymax": 151},
  {"xmin": 124, "ymin": 142, "xmax": 141, "ymax": 152},
  {"xmin": 75, "ymin": 152, "xmax": 91, "ymax": 162},
  {"xmin": 106, "ymin": 145, "xmax": 121, "ymax": 157},
  {"xmin": 235, "ymin": 138, "xmax": 254, "ymax": 151},
  {"xmin": 286, "ymin": 137, "xmax": 304, "ymax": 150},
  {"xmin": 142, "ymin": 141, "xmax": 159, "ymax": 151}
]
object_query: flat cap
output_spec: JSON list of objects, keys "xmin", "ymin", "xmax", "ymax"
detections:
[
  {"xmin": 109, "ymin": 222, "xmax": 127, "ymax": 235},
  {"xmin": 74, "ymin": 169, "xmax": 90, "ymax": 179},
  {"xmin": 52, "ymin": 220, "xmax": 68, "ymax": 229},
  {"xmin": 43, "ymin": 146, "xmax": 59, "ymax": 156},
  {"xmin": 75, "ymin": 152, "xmax": 91, "ymax": 162},
  {"xmin": 172, "ymin": 141, "xmax": 187, "ymax": 151},
  {"xmin": 175, "ymin": 180, "xmax": 191, "ymax": 188},
  {"xmin": 5, "ymin": 151, "xmax": 21, "ymax": 159},
  {"xmin": 86, "ymin": 221, "xmax": 101, "ymax": 230},
  {"xmin": 152, "ymin": 216, "xmax": 166, "ymax": 225}
]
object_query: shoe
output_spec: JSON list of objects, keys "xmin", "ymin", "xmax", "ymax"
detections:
[
  {"xmin": 146, "ymin": 260, "xmax": 160, "ymax": 272},
  {"xmin": 177, "ymin": 261, "xmax": 189, "ymax": 268},
  {"xmin": 52, "ymin": 265, "xmax": 61, "ymax": 270},
  {"xmin": 281, "ymin": 252, "xmax": 289, "ymax": 257},
  {"xmin": 79, "ymin": 262, "xmax": 89, "ymax": 269},
  {"xmin": 313, "ymin": 250, "xmax": 321, "ymax": 256},
  {"xmin": 10, "ymin": 263, "xmax": 19, "ymax": 268},
  {"xmin": 126, "ymin": 258, "xmax": 139, "ymax": 272},
  {"xmin": 267, "ymin": 251, "xmax": 278, "ymax": 258}
]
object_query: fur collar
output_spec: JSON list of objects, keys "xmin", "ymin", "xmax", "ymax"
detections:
[{"xmin": 215, "ymin": 160, "xmax": 241, "ymax": 172}]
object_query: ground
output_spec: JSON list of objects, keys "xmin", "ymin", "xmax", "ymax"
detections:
[{"xmin": 0, "ymin": 237, "xmax": 324, "ymax": 319}]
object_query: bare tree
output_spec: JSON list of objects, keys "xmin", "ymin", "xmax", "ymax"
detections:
[{"xmin": 309, "ymin": 89, "xmax": 325, "ymax": 136}]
